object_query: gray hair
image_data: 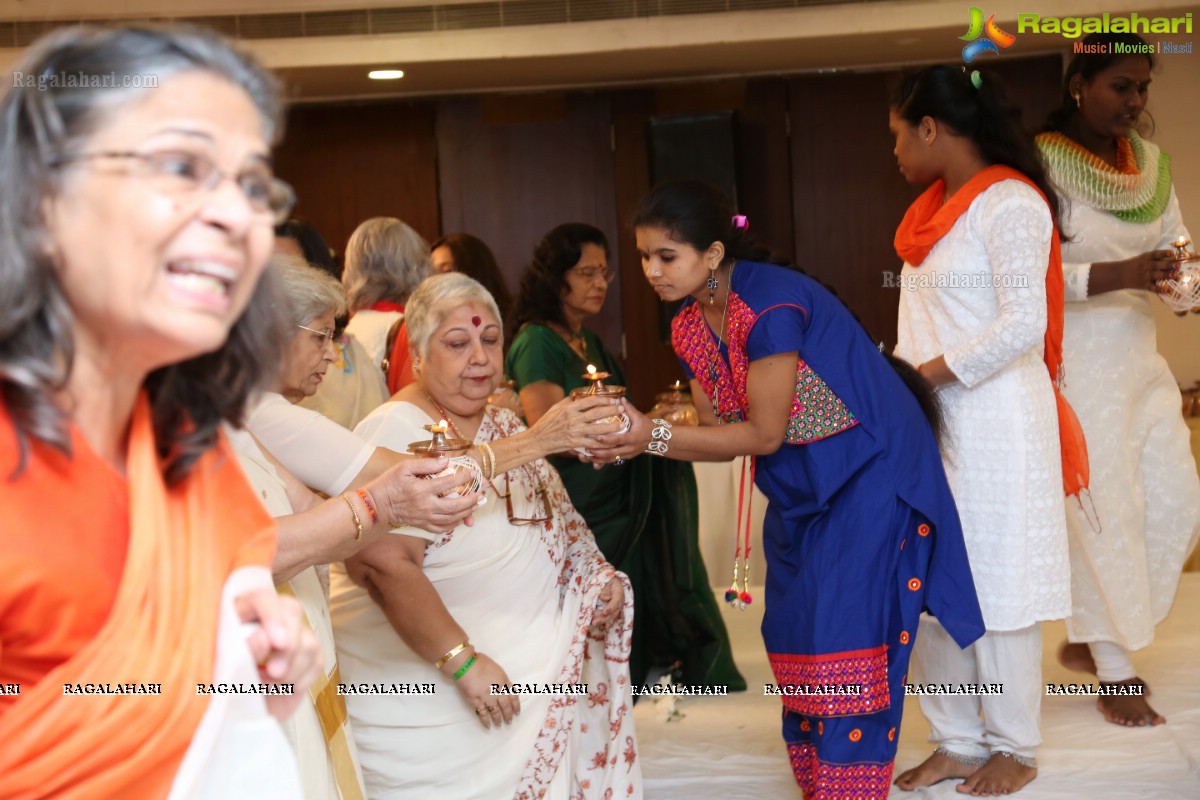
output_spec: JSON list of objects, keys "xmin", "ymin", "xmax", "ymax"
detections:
[
  {"xmin": 0, "ymin": 25, "xmax": 284, "ymax": 481},
  {"xmin": 406, "ymin": 272, "xmax": 503, "ymax": 361},
  {"xmin": 342, "ymin": 217, "xmax": 432, "ymax": 311},
  {"xmin": 270, "ymin": 253, "xmax": 347, "ymax": 328}
]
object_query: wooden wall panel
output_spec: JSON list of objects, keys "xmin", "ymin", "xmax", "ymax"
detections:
[
  {"xmin": 273, "ymin": 101, "xmax": 439, "ymax": 265},
  {"xmin": 789, "ymin": 71, "xmax": 915, "ymax": 348},
  {"xmin": 435, "ymin": 93, "xmax": 623, "ymax": 361}
]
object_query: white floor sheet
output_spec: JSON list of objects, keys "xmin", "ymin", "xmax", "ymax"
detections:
[{"xmin": 634, "ymin": 574, "xmax": 1200, "ymax": 799}]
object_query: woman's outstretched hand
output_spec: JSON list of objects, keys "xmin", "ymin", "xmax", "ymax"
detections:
[
  {"xmin": 526, "ymin": 394, "xmax": 626, "ymax": 454},
  {"xmin": 583, "ymin": 401, "xmax": 653, "ymax": 467}
]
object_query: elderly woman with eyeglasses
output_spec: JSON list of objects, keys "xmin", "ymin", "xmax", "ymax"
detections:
[
  {"xmin": 330, "ymin": 272, "xmax": 642, "ymax": 799},
  {"xmin": 505, "ymin": 223, "xmax": 744, "ymax": 694},
  {"xmin": 0, "ymin": 25, "xmax": 318, "ymax": 797}
]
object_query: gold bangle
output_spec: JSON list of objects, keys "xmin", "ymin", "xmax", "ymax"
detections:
[
  {"xmin": 478, "ymin": 442, "xmax": 496, "ymax": 481},
  {"xmin": 435, "ymin": 639, "xmax": 471, "ymax": 669},
  {"xmin": 341, "ymin": 493, "xmax": 364, "ymax": 541}
]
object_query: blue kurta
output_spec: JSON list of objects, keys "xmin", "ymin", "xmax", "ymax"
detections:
[{"xmin": 673, "ymin": 260, "xmax": 984, "ymax": 799}]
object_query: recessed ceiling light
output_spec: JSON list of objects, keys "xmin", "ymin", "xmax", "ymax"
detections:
[{"xmin": 368, "ymin": 69, "xmax": 405, "ymax": 80}]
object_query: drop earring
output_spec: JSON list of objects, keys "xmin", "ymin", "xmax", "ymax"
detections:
[
  {"xmin": 1073, "ymin": 92, "xmax": 1082, "ymax": 109},
  {"xmin": 707, "ymin": 267, "xmax": 719, "ymax": 305}
]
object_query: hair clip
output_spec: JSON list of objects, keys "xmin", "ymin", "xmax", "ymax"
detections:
[
  {"xmin": 969, "ymin": 70, "xmax": 983, "ymax": 90},
  {"xmin": 731, "ymin": 214, "xmax": 749, "ymax": 231}
]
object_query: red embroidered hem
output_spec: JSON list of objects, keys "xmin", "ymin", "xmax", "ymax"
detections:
[
  {"xmin": 769, "ymin": 646, "xmax": 890, "ymax": 717},
  {"xmin": 788, "ymin": 743, "xmax": 895, "ymax": 800}
]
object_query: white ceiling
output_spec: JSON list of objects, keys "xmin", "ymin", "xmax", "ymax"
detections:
[{"xmin": 2, "ymin": 0, "xmax": 1197, "ymax": 102}]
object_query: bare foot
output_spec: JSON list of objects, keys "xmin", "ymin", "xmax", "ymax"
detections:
[
  {"xmin": 894, "ymin": 750, "xmax": 976, "ymax": 791},
  {"xmin": 957, "ymin": 753, "xmax": 1036, "ymax": 796},
  {"xmin": 1056, "ymin": 641, "xmax": 1096, "ymax": 675},
  {"xmin": 1098, "ymin": 679, "xmax": 1165, "ymax": 727}
]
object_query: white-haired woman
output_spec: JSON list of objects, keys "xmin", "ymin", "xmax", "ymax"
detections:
[
  {"xmin": 234, "ymin": 255, "xmax": 485, "ymax": 799},
  {"xmin": 0, "ymin": 25, "xmax": 318, "ymax": 797},
  {"xmin": 331, "ymin": 272, "xmax": 642, "ymax": 799},
  {"xmin": 343, "ymin": 216, "xmax": 433, "ymax": 368},
  {"xmin": 297, "ymin": 216, "xmax": 431, "ymax": 430}
]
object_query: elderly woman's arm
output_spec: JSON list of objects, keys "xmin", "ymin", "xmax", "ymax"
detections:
[
  {"xmin": 344, "ymin": 537, "xmax": 521, "ymax": 729},
  {"xmin": 254, "ymin": 438, "xmax": 475, "ymax": 584},
  {"xmin": 484, "ymin": 393, "xmax": 623, "ymax": 475}
]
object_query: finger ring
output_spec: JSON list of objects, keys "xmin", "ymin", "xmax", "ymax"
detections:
[
  {"xmin": 485, "ymin": 705, "xmax": 495, "ymax": 712},
  {"xmin": 474, "ymin": 707, "xmax": 485, "ymax": 715},
  {"xmin": 614, "ymin": 456, "xmax": 625, "ymax": 465}
]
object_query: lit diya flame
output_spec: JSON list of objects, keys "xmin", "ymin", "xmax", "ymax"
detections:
[
  {"xmin": 1173, "ymin": 237, "xmax": 1190, "ymax": 249},
  {"xmin": 582, "ymin": 363, "xmax": 612, "ymax": 395}
]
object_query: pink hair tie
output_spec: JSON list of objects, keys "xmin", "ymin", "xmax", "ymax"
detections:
[{"xmin": 731, "ymin": 214, "xmax": 749, "ymax": 231}]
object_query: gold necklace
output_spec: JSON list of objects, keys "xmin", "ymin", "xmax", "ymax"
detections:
[{"xmin": 551, "ymin": 322, "xmax": 587, "ymax": 361}]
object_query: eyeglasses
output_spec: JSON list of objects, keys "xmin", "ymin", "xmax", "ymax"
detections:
[
  {"xmin": 296, "ymin": 324, "xmax": 336, "ymax": 346},
  {"xmin": 571, "ymin": 266, "xmax": 614, "ymax": 283},
  {"xmin": 50, "ymin": 149, "xmax": 296, "ymax": 224},
  {"xmin": 501, "ymin": 471, "xmax": 552, "ymax": 526}
]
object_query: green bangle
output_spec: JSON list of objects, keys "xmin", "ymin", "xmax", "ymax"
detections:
[{"xmin": 453, "ymin": 654, "xmax": 477, "ymax": 681}]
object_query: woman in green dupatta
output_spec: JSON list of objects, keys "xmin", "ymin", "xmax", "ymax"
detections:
[{"xmin": 505, "ymin": 222, "xmax": 745, "ymax": 692}]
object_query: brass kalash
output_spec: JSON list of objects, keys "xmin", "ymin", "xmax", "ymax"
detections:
[
  {"xmin": 1158, "ymin": 237, "xmax": 1200, "ymax": 316},
  {"xmin": 648, "ymin": 379, "xmax": 700, "ymax": 427},
  {"xmin": 407, "ymin": 420, "xmax": 483, "ymax": 495},
  {"xmin": 569, "ymin": 364, "xmax": 631, "ymax": 433}
]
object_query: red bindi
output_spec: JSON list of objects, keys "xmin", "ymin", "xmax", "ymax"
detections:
[{"xmin": 471, "ymin": 315, "xmax": 482, "ymax": 327}]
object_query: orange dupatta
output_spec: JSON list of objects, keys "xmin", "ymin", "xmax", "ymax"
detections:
[
  {"xmin": 0, "ymin": 394, "xmax": 276, "ymax": 799},
  {"xmin": 894, "ymin": 164, "xmax": 1091, "ymax": 499}
]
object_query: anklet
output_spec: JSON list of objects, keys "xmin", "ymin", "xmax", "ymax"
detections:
[
  {"xmin": 993, "ymin": 750, "xmax": 1037, "ymax": 769},
  {"xmin": 934, "ymin": 746, "xmax": 988, "ymax": 767}
]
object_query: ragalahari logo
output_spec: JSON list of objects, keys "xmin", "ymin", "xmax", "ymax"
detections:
[{"xmin": 961, "ymin": 7, "xmax": 1016, "ymax": 62}]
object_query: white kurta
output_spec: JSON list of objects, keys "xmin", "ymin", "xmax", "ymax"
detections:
[
  {"xmin": 1052, "ymin": 184, "xmax": 1200, "ymax": 650},
  {"xmin": 896, "ymin": 179, "xmax": 1070, "ymax": 631},
  {"xmin": 300, "ymin": 333, "xmax": 390, "ymax": 430},
  {"xmin": 246, "ymin": 392, "xmax": 374, "ymax": 497},
  {"xmin": 332, "ymin": 402, "xmax": 641, "ymax": 800},
  {"xmin": 344, "ymin": 309, "xmax": 402, "ymax": 368}
]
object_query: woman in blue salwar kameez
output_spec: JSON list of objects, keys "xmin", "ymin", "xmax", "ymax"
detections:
[{"xmin": 594, "ymin": 178, "xmax": 986, "ymax": 799}]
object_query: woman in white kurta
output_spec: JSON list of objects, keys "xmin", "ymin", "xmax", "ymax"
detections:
[
  {"xmin": 1036, "ymin": 35, "xmax": 1200, "ymax": 727},
  {"xmin": 231, "ymin": 257, "xmax": 490, "ymax": 799},
  {"xmin": 889, "ymin": 66, "xmax": 1073, "ymax": 796},
  {"xmin": 331, "ymin": 273, "xmax": 641, "ymax": 799}
]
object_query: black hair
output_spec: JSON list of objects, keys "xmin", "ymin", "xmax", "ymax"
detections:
[
  {"xmin": 431, "ymin": 233, "xmax": 514, "ymax": 321},
  {"xmin": 276, "ymin": 217, "xmax": 338, "ymax": 278},
  {"xmin": 632, "ymin": 178, "xmax": 943, "ymax": 443},
  {"xmin": 631, "ymin": 178, "xmax": 774, "ymax": 268},
  {"xmin": 507, "ymin": 223, "xmax": 609, "ymax": 343},
  {"xmin": 1042, "ymin": 32, "xmax": 1157, "ymax": 135},
  {"xmin": 892, "ymin": 65, "xmax": 1061, "ymax": 233},
  {"xmin": 275, "ymin": 217, "xmax": 346, "ymax": 334}
]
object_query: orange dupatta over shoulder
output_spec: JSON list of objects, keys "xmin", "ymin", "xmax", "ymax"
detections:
[
  {"xmin": 894, "ymin": 164, "xmax": 1091, "ymax": 499},
  {"xmin": 0, "ymin": 393, "xmax": 276, "ymax": 799}
]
